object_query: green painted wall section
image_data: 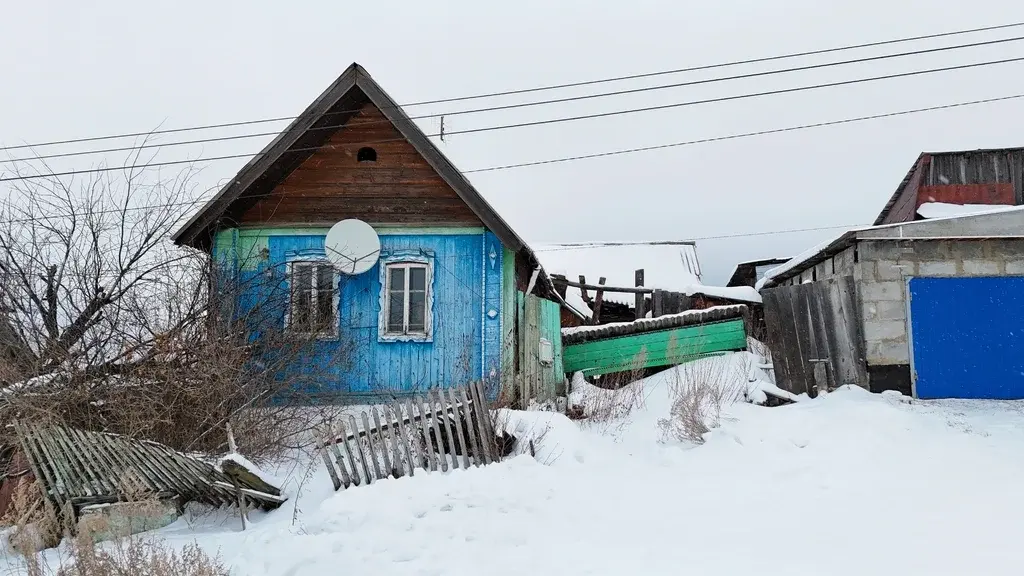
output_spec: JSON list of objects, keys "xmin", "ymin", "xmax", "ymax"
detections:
[
  {"xmin": 517, "ymin": 291, "xmax": 566, "ymax": 402},
  {"xmin": 499, "ymin": 247, "xmax": 517, "ymax": 400},
  {"xmin": 562, "ymin": 319, "xmax": 747, "ymax": 377}
]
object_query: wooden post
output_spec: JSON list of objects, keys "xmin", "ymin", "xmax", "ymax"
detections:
[
  {"xmin": 578, "ymin": 275, "xmax": 593, "ymax": 306},
  {"xmin": 591, "ymin": 277, "xmax": 606, "ymax": 325},
  {"xmin": 634, "ymin": 269, "xmax": 645, "ymax": 320}
]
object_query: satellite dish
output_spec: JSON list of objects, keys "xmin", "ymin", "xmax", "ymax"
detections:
[{"xmin": 325, "ymin": 219, "xmax": 381, "ymax": 275}]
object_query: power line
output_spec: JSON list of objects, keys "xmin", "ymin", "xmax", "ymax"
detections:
[
  {"xmin": 5, "ymin": 20, "xmax": 1023, "ymax": 153},
  {"xmin": 3, "ymin": 53, "xmax": 1023, "ymax": 183},
  {"xmin": 7, "ymin": 32, "xmax": 1024, "ymax": 166},
  {"xmin": 464, "ymin": 93, "xmax": 1024, "ymax": 173},
  {"xmin": 0, "ymin": 90, "xmax": 1020, "ymax": 225}
]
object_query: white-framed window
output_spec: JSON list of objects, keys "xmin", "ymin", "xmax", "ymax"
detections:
[
  {"xmin": 287, "ymin": 260, "xmax": 338, "ymax": 338},
  {"xmin": 379, "ymin": 258, "xmax": 433, "ymax": 342}
]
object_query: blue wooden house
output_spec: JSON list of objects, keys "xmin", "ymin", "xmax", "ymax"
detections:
[{"xmin": 172, "ymin": 63, "xmax": 576, "ymax": 403}]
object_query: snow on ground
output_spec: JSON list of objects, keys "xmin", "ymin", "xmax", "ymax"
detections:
[{"xmin": 7, "ymin": 354, "xmax": 1024, "ymax": 575}]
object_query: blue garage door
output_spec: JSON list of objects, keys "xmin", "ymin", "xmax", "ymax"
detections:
[{"xmin": 909, "ymin": 276, "xmax": 1024, "ymax": 399}]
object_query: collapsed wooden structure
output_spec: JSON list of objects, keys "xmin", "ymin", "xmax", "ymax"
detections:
[
  {"xmin": 7, "ymin": 421, "xmax": 285, "ymax": 526},
  {"xmin": 317, "ymin": 381, "xmax": 504, "ymax": 490}
]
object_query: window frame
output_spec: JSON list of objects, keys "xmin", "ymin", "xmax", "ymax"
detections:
[
  {"xmin": 378, "ymin": 255, "xmax": 434, "ymax": 343},
  {"xmin": 285, "ymin": 259, "xmax": 340, "ymax": 340}
]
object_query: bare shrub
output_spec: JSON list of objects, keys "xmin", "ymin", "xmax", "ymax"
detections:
[
  {"xmin": 658, "ymin": 357, "xmax": 743, "ymax": 444},
  {"xmin": 50, "ymin": 537, "xmax": 228, "ymax": 576}
]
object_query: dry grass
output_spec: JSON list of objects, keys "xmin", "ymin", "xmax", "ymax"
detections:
[
  {"xmin": 658, "ymin": 358, "xmax": 744, "ymax": 445},
  {"xmin": 45, "ymin": 537, "xmax": 228, "ymax": 576}
]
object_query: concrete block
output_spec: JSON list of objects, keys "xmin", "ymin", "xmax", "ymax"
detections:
[
  {"xmin": 873, "ymin": 260, "xmax": 908, "ymax": 281},
  {"xmin": 962, "ymin": 259, "xmax": 999, "ymax": 275},
  {"xmin": 865, "ymin": 300, "xmax": 907, "ymax": 322},
  {"xmin": 986, "ymin": 239, "xmax": 1024, "ymax": 259},
  {"xmin": 863, "ymin": 319, "xmax": 907, "ymax": 342},
  {"xmin": 867, "ymin": 339, "xmax": 910, "ymax": 365},
  {"xmin": 859, "ymin": 241, "xmax": 899, "ymax": 261},
  {"xmin": 918, "ymin": 260, "xmax": 957, "ymax": 276},
  {"xmin": 911, "ymin": 241, "xmax": 951, "ymax": 260},
  {"xmin": 1006, "ymin": 260, "xmax": 1024, "ymax": 275},
  {"xmin": 860, "ymin": 281, "xmax": 904, "ymax": 301},
  {"xmin": 953, "ymin": 241, "xmax": 986, "ymax": 260}
]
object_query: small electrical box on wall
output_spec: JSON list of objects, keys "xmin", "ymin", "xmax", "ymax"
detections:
[{"xmin": 539, "ymin": 338, "xmax": 554, "ymax": 365}]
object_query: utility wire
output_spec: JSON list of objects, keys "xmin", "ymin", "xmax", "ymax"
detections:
[
  {"xmin": 3, "ymin": 53, "xmax": 1023, "ymax": 183},
  {"xmin": 6, "ymin": 33, "xmax": 1024, "ymax": 166},
  {"xmin": 4, "ymin": 19, "xmax": 1023, "ymax": 153},
  {"xmin": 0, "ymin": 91, "xmax": 1020, "ymax": 219}
]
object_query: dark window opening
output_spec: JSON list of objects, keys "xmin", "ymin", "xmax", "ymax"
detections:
[{"xmin": 357, "ymin": 147, "xmax": 377, "ymax": 163}]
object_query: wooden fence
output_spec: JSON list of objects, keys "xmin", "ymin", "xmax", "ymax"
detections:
[
  {"xmin": 316, "ymin": 381, "xmax": 500, "ymax": 491},
  {"xmin": 761, "ymin": 275, "xmax": 867, "ymax": 396},
  {"xmin": 11, "ymin": 421, "xmax": 286, "ymax": 522}
]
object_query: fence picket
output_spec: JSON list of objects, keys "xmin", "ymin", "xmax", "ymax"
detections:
[
  {"xmin": 474, "ymin": 380, "xmax": 498, "ymax": 463},
  {"xmin": 391, "ymin": 401, "xmax": 415, "ymax": 477},
  {"xmin": 318, "ymin": 433, "xmax": 341, "ymax": 491},
  {"xmin": 361, "ymin": 411, "xmax": 384, "ymax": 481},
  {"xmin": 416, "ymin": 394, "xmax": 439, "ymax": 472},
  {"xmin": 444, "ymin": 388, "xmax": 472, "ymax": 469},
  {"xmin": 436, "ymin": 389, "xmax": 458, "ymax": 470},
  {"xmin": 469, "ymin": 381, "xmax": 493, "ymax": 465},
  {"xmin": 348, "ymin": 415, "xmax": 373, "ymax": 484},
  {"xmin": 458, "ymin": 387, "xmax": 482, "ymax": 466},
  {"xmin": 404, "ymin": 398, "xmax": 427, "ymax": 471},
  {"xmin": 381, "ymin": 405, "xmax": 403, "ymax": 478},
  {"xmin": 337, "ymin": 420, "xmax": 360, "ymax": 486},
  {"xmin": 371, "ymin": 408, "xmax": 394, "ymax": 479},
  {"xmin": 427, "ymin": 391, "xmax": 448, "ymax": 472}
]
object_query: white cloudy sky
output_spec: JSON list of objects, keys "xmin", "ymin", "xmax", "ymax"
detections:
[{"xmin": 3, "ymin": 0, "xmax": 1024, "ymax": 283}]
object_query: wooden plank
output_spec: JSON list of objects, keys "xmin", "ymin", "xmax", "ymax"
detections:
[
  {"xmin": 380, "ymin": 405, "xmax": 403, "ymax": 478},
  {"xmin": 591, "ymin": 277, "xmax": 607, "ymax": 325},
  {"xmin": 428, "ymin": 391, "xmax": 449, "ymax": 472},
  {"xmin": 635, "ymin": 269, "xmax": 645, "ymax": 320},
  {"xmin": 317, "ymin": 433, "xmax": 342, "ymax": 491},
  {"xmin": 327, "ymin": 423, "xmax": 353, "ymax": 488},
  {"xmin": 30, "ymin": 429, "xmax": 76, "ymax": 500},
  {"xmin": 337, "ymin": 419, "xmax": 360, "ymax": 486},
  {"xmin": 471, "ymin": 381, "xmax": 495, "ymax": 461},
  {"xmin": 48, "ymin": 427, "xmax": 97, "ymax": 498},
  {"xmin": 436, "ymin": 389, "xmax": 459, "ymax": 470},
  {"xmin": 458, "ymin": 387, "xmax": 482, "ymax": 466},
  {"xmin": 64, "ymin": 427, "xmax": 119, "ymax": 495},
  {"xmin": 348, "ymin": 415, "xmax": 373, "ymax": 484},
  {"xmin": 16, "ymin": 424, "xmax": 63, "ymax": 507},
  {"xmin": 445, "ymin": 388, "xmax": 472, "ymax": 470},
  {"xmin": 361, "ymin": 411, "xmax": 384, "ymax": 481},
  {"xmin": 404, "ymin": 398, "xmax": 428, "ymax": 471},
  {"xmin": 791, "ymin": 284, "xmax": 818, "ymax": 397},
  {"xmin": 561, "ymin": 278, "xmax": 653, "ymax": 295},
  {"xmin": 805, "ymin": 282, "xmax": 835, "ymax": 391},
  {"xmin": 371, "ymin": 408, "xmax": 394, "ymax": 479},
  {"xmin": 776, "ymin": 286, "xmax": 811, "ymax": 395},
  {"xmin": 415, "ymin": 394, "xmax": 439, "ymax": 472},
  {"xmin": 392, "ymin": 400, "xmax": 415, "ymax": 477},
  {"xmin": 834, "ymin": 275, "xmax": 868, "ymax": 387}
]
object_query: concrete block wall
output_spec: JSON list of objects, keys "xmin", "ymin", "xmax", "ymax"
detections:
[{"xmin": 857, "ymin": 238, "xmax": 1024, "ymax": 366}]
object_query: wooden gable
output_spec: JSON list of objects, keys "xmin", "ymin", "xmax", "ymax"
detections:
[{"xmin": 239, "ymin": 101, "xmax": 481, "ymax": 227}]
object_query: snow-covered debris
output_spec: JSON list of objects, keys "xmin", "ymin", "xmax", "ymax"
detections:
[
  {"xmin": 217, "ymin": 452, "xmax": 284, "ymax": 494},
  {"xmin": 561, "ymin": 304, "xmax": 747, "ymax": 339}
]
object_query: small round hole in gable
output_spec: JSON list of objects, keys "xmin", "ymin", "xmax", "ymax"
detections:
[{"xmin": 357, "ymin": 147, "xmax": 377, "ymax": 163}]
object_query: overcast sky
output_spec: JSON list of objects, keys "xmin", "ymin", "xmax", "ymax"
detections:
[{"xmin": 3, "ymin": 0, "xmax": 1024, "ymax": 283}]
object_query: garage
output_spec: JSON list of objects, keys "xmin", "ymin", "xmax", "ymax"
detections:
[{"xmin": 909, "ymin": 276, "xmax": 1024, "ymax": 400}]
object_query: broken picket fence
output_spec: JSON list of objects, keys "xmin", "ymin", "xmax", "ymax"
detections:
[{"xmin": 316, "ymin": 381, "xmax": 501, "ymax": 490}]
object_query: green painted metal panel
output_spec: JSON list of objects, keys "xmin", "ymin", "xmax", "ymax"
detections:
[
  {"xmin": 538, "ymin": 297, "xmax": 565, "ymax": 397},
  {"xmin": 562, "ymin": 319, "xmax": 747, "ymax": 377}
]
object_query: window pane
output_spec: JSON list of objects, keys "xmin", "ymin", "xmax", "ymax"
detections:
[
  {"xmin": 408, "ymin": 291, "xmax": 425, "ymax": 332},
  {"xmin": 316, "ymin": 266, "xmax": 335, "ymax": 331},
  {"xmin": 409, "ymin": 267, "xmax": 426, "ymax": 291},
  {"xmin": 292, "ymin": 265, "xmax": 313, "ymax": 330},
  {"xmin": 387, "ymin": 293, "xmax": 405, "ymax": 333},
  {"xmin": 389, "ymin": 267, "xmax": 405, "ymax": 291}
]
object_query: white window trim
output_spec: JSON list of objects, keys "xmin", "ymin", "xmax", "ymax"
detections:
[
  {"xmin": 284, "ymin": 259, "xmax": 340, "ymax": 340},
  {"xmin": 378, "ymin": 254, "xmax": 433, "ymax": 343}
]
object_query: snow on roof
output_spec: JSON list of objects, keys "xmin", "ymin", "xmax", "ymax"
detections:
[
  {"xmin": 533, "ymin": 243, "xmax": 759, "ymax": 308},
  {"xmin": 757, "ymin": 204, "xmax": 1024, "ymax": 290},
  {"xmin": 917, "ymin": 202, "xmax": 1017, "ymax": 219}
]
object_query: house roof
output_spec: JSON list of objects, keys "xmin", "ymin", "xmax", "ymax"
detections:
[
  {"xmin": 758, "ymin": 205, "xmax": 1024, "ymax": 289},
  {"xmin": 171, "ymin": 63, "xmax": 528, "ymax": 256},
  {"xmin": 725, "ymin": 257, "xmax": 791, "ymax": 287}
]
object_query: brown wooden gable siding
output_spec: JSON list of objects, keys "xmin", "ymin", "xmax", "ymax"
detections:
[
  {"xmin": 880, "ymin": 155, "xmax": 928, "ymax": 224},
  {"xmin": 239, "ymin": 102, "xmax": 482, "ymax": 227}
]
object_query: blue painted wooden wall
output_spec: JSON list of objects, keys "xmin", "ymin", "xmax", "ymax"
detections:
[{"xmin": 216, "ymin": 229, "xmax": 505, "ymax": 400}]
